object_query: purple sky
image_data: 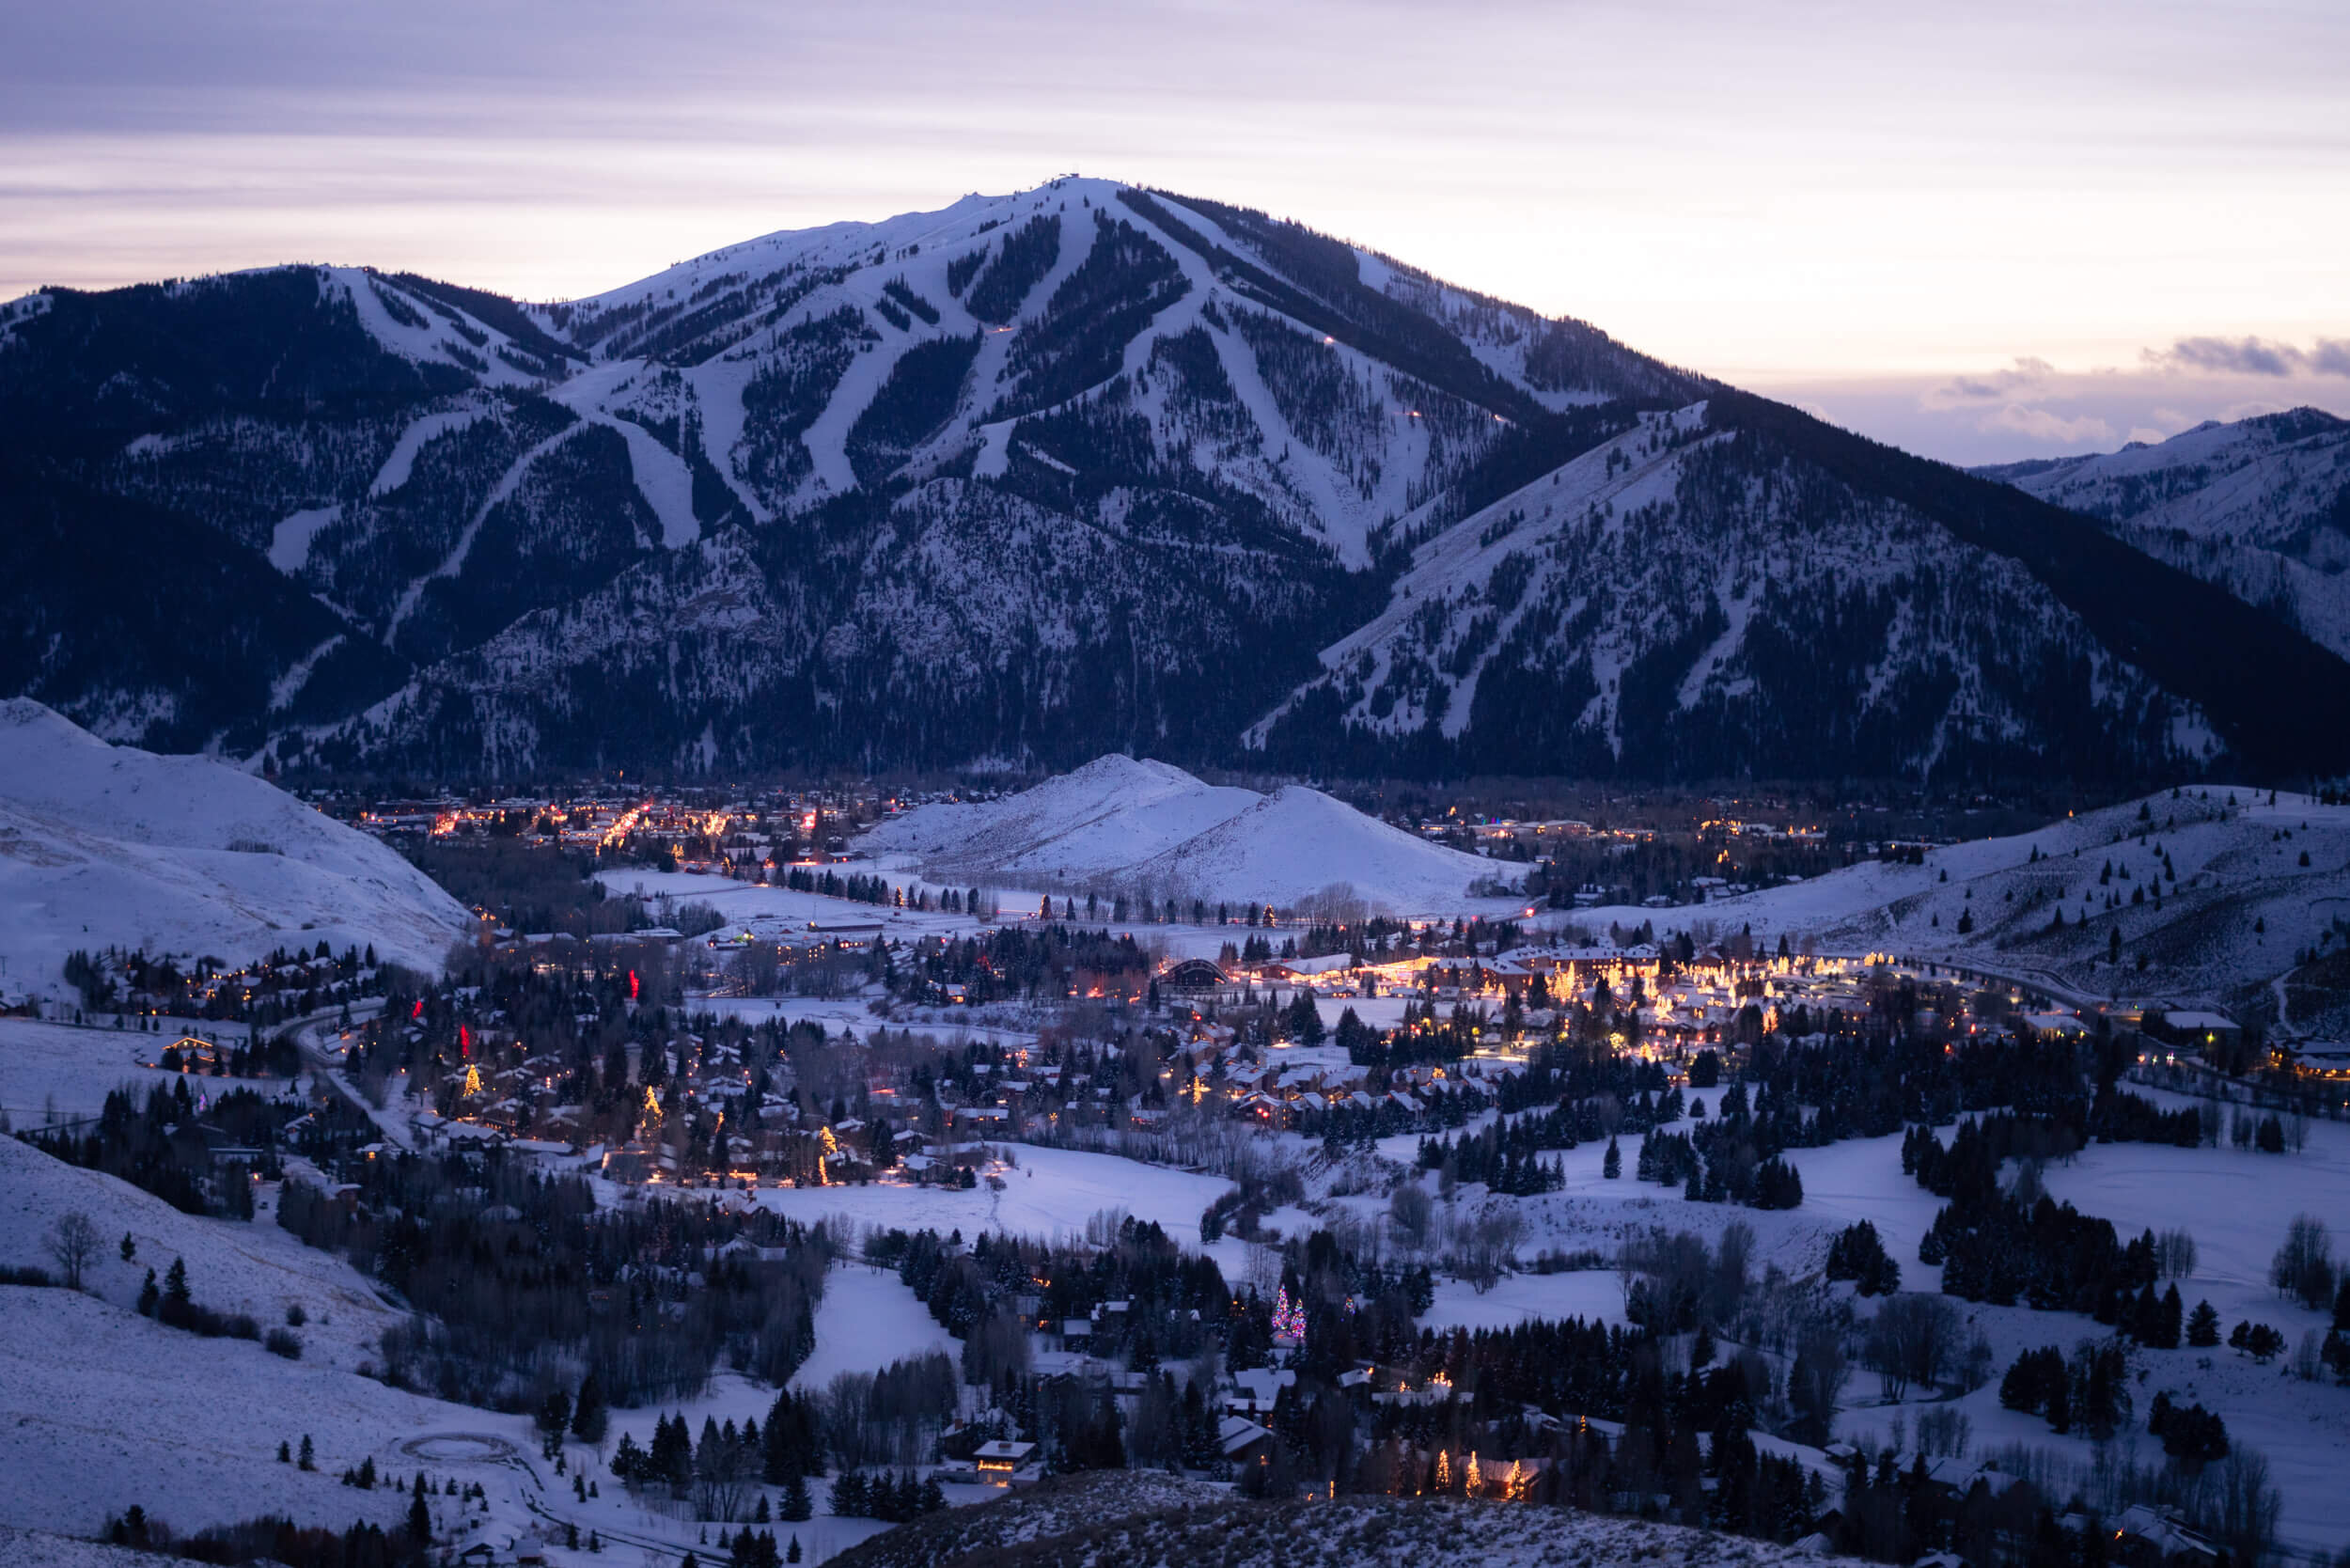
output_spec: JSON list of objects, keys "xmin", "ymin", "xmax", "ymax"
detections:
[{"xmin": 3, "ymin": 0, "xmax": 2344, "ymax": 462}]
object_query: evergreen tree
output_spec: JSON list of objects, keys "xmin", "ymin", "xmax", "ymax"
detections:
[
  {"xmin": 2186, "ymin": 1299, "xmax": 2221, "ymax": 1347},
  {"xmin": 299, "ymin": 1435, "xmax": 316, "ymax": 1471},
  {"xmin": 1603, "ymin": 1137, "xmax": 1622, "ymax": 1179},
  {"xmin": 136, "ymin": 1268, "xmax": 159, "ymax": 1317},
  {"xmin": 780, "ymin": 1472, "xmax": 811, "ymax": 1521},
  {"xmin": 406, "ymin": 1477, "xmax": 431, "ymax": 1547},
  {"xmin": 572, "ymin": 1373, "xmax": 608, "ymax": 1443},
  {"xmin": 787, "ymin": 1537, "xmax": 801, "ymax": 1563},
  {"xmin": 2154, "ymin": 1284, "xmax": 2184, "ymax": 1349}
]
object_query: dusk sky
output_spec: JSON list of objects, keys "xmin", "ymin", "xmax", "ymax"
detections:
[{"xmin": 4, "ymin": 0, "xmax": 2344, "ymax": 462}]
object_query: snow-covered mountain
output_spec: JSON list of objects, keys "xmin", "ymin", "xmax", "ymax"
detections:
[
  {"xmin": 863, "ymin": 753, "xmax": 1512, "ymax": 915},
  {"xmin": 0, "ymin": 700, "xmax": 473, "ymax": 991},
  {"xmin": 1980, "ymin": 408, "xmax": 2350, "ymax": 657},
  {"xmin": 5, "ymin": 179, "xmax": 2347, "ymax": 781}
]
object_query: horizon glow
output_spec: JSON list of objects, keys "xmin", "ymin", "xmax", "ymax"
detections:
[{"xmin": 3, "ymin": 0, "xmax": 2345, "ymax": 461}]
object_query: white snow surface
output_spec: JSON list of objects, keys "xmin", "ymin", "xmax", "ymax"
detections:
[
  {"xmin": 788, "ymin": 1262, "xmax": 959, "ymax": 1392},
  {"xmin": 267, "ymin": 504, "xmax": 342, "ymax": 573},
  {"xmin": 0, "ymin": 1016, "xmax": 212, "ymax": 1121},
  {"xmin": 755, "ymin": 1144, "xmax": 1235, "ymax": 1253},
  {"xmin": 0, "ymin": 700, "xmax": 473, "ymax": 990},
  {"xmin": 861, "ymin": 755, "xmax": 1513, "ymax": 916}
]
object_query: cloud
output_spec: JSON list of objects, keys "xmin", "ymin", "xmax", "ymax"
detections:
[
  {"xmin": 1921, "ymin": 355, "xmax": 2053, "ymax": 409},
  {"xmin": 1982, "ymin": 403, "xmax": 2112, "ymax": 445},
  {"xmin": 2141, "ymin": 335, "xmax": 2350, "ymax": 379}
]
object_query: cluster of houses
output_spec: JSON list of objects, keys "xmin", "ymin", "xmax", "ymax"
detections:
[
  {"xmin": 941, "ymin": 1344, "xmax": 2218, "ymax": 1564},
  {"xmin": 342, "ymin": 783, "xmax": 894, "ymax": 871}
]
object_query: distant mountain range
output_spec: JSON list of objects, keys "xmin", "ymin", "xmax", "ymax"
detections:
[
  {"xmin": 1977, "ymin": 407, "xmax": 2350, "ymax": 658},
  {"xmin": 5, "ymin": 177, "xmax": 2347, "ymax": 783}
]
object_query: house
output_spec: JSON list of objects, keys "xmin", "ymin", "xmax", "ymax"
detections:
[
  {"xmin": 2112, "ymin": 1505, "xmax": 2220, "ymax": 1568},
  {"xmin": 2145, "ymin": 1010, "xmax": 2240, "ymax": 1057},
  {"xmin": 1160, "ymin": 958, "xmax": 1230, "ymax": 994},
  {"xmin": 2279, "ymin": 1040, "xmax": 2350, "ymax": 1079},
  {"xmin": 601, "ymin": 1146, "xmax": 658, "ymax": 1184},
  {"xmin": 1218, "ymin": 1415, "xmax": 1275, "ymax": 1466},
  {"xmin": 1261, "ymin": 953, "xmax": 1356, "ymax": 983},
  {"xmin": 1228, "ymin": 1367, "xmax": 1294, "ymax": 1416},
  {"xmin": 972, "ymin": 1439, "xmax": 1037, "ymax": 1482}
]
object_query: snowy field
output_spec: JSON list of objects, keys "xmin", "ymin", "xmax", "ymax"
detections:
[
  {"xmin": 594, "ymin": 869, "xmax": 987, "ymax": 944},
  {"xmin": 1420, "ymin": 1268, "xmax": 1627, "ymax": 1331},
  {"xmin": 754, "ymin": 1144, "xmax": 1235, "ymax": 1251},
  {"xmin": 790, "ymin": 1262, "xmax": 961, "ymax": 1391},
  {"xmin": 0, "ymin": 1018, "xmax": 201, "ymax": 1123}
]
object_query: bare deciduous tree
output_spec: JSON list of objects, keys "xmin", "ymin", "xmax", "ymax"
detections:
[
  {"xmin": 47, "ymin": 1210, "xmax": 100, "ymax": 1291},
  {"xmin": 1386, "ymin": 1180, "xmax": 1434, "ymax": 1254},
  {"xmin": 1865, "ymin": 1293, "xmax": 1962, "ymax": 1401},
  {"xmin": 2269, "ymin": 1214, "xmax": 2335, "ymax": 1310}
]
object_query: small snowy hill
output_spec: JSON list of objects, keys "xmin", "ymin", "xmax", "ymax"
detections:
[
  {"xmin": 1125, "ymin": 785, "xmax": 1513, "ymax": 915},
  {"xmin": 865, "ymin": 756, "xmax": 1258, "ymax": 872},
  {"xmin": 1576, "ymin": 785, "xmax": 2350, "ymax": 1009},
  {"xmin": 0, "ymin": 700, "xmax": 472, "ymax": 992},
  {"xmin": 1981, "ymin": 408, "xmax": 2350, "ymax": 657},
  {"xmin": 863, "ymin": 756, "xmax": 1512, "ymax": 915}
]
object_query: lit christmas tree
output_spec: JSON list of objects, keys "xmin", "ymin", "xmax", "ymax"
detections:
[{"xmin": 1270, "ymin": 1285, "xmax": 1306, "ymax": 1342}]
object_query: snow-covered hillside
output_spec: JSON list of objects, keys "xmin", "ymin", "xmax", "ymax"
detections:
[
  {"xmin": 0, "ymin": 1137, "xmax": 448, "ymax": 1538},
  {"xmin": 862, "ymin": 755, "xmax": 1514, "ymax": 915},
  {"xmin": 0, "ymin": 1135, "xmax": 403, "ymax": 1369},
  {"xmin": 1573, "ymin": 783, "xmax": 2350, "ymax": 1009},
  {"xmin": 0, "ymin": 701, "xmax": 471, "ymax": 992},
  {"xmin": 1982, "ymin": 408, "xmax": 2350, "ymax": 656}
]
